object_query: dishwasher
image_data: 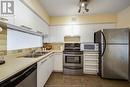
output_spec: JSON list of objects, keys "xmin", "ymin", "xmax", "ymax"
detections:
[{"xmin": 0, "ymin": 63, "xmax": 37, "ymax": 87}]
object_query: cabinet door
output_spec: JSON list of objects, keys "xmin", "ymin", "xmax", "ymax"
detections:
[
  {"xmin": 14, "ymin": 0, "xmax": 49, "ymax": 35},
  {"xmin": 50, "ymin": 54, "xmax": 54, "ymax": 73},
  {"xmin": 49, "ymin": 26, "xmax": 64, "ymax": 43},
  {"xmin": 49, "ymin": 28, "xmax": 56, "ymax": 43},
  {"xmin": 56, "ymin": 28, "xmax": 64, "ymax": 42},
  {"xmin": 46, "ymin": 54, "xmax": 54, "ymax": 78},
  {"xmin": 41, "ymin": 21, "xmax": 49, "ymax": 35},
  {"xmin": 14, "ymin": 0, "xmax": 34, "ymax": 29},
  {"xmin": 31, "ymin": 14, "xmax": 49, "ymax": 34},
  {"xmin": 53, "ymin": 53, "xmax": 63, "ymax": 72},
  {"xmin": 37, "ymin": 54, "xmax": 54, "ymax": 87},
  {"xmin": 72, "ymin": 25, "xmax": 80, "ymax": 36},
  {"xmin": 37, "ymin": 58, "xmax": 48, "ymax": 87},
  {"xmin": 80, "ymin": 24, "xmax": 101, "ymax": 43},
  {"xmin": 80, "ymin": 24, "xmax": 116, "ymax": 43},
  {"xmin": 63, "ymin": 25, "xmax": 73, "ymax": 36},
  {"xmin": 44, "ymin": 34, "xmax": 50, "ymax": 43}
]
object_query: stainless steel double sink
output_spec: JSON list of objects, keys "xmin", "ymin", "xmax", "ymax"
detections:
[{"xmin": 18, "ymin": 52, "xmax": 49, "ymax": 58}]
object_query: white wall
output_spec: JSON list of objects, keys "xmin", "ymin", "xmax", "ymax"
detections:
[{"xmin": 7, "ymin": 29, "xmax": 42, "ymax": 50}]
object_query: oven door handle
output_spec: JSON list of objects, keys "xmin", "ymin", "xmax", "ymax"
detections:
[{"xmin": 64, "ymin": 66, "xmax": 82, "ymax": 70}]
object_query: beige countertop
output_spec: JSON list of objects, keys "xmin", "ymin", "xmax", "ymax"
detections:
[{"xmin": 0, "ymin": 51, "xmax": 53, "ymax": 82}]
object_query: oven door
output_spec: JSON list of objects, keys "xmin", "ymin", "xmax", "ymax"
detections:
[{"xmin": 63, "ymin": 54, "xmax": 83, "ymax": 67}]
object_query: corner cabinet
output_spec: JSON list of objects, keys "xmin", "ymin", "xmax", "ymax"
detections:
[{"xmin": 37, "ymin": 54, "xmax": 53, "ymax": 87}]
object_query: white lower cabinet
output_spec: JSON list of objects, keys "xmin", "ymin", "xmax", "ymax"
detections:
[
  {"xmin": 37, "ymin": 54, "xmax": 53, "ymax": 87},
  {"xmin": 53, "ymin": 52, "xmax": 63, "ymax": 72},
  {"xmin": 47, "ymin": 54, "xmax": 54, "ymax": 76},
  {"xmin": 83, "ymin": 52, "xmax": 99, "ymax": 75}
]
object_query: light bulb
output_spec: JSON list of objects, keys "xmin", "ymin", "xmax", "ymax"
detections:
[{"xmin": 81, "ymin": 3, "xmax": 85, "ymax": 7}]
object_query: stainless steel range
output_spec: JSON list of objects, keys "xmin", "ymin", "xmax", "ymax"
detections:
[{"xmin": 63, "ymin": 43, "xmax": 83, "ymax": 75}]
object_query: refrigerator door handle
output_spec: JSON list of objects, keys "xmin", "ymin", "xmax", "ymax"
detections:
[{"xmin": 101, "ymin": 31, "xmax": 106, "ymax": 57}]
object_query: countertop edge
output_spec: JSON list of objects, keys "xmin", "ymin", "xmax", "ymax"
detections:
[{"xmin": 0, "ymin": 51, "xmax": 54, "ymax": 82}]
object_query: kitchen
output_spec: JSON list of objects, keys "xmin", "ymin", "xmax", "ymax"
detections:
[{"xmin": 0, "ymin": 0, "xmax": 130, "ymax": 87}]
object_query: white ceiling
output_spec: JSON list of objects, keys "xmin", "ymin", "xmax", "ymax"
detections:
[{"xmin": 39, "ymin": 0, "xmax": 130, "ymax": 16}]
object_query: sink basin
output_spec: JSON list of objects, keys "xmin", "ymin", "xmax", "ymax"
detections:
[
  {"xmin": 23, "ymin": 54, "xmax": 42, "ymax": 58},
  {"xmin": 20, "ymin": 52, "xmax": 49, "ymax": 58}
]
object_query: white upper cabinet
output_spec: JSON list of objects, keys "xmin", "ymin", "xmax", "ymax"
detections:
[
  {"xmin": 49, "ymin": 26, "xmax": 64, "ymax": 43},
  {"xmin": 30, "ymin": 12, "xmax": 49, "ymax": 35},
  {"xmin": 80, "ymin": 24, "xmax": 102, "ymax": 43},
  {"xmin": 63, "ymin": 25, "xmax": 80, "ymax": 36},
  {"xmin": 72, "ymin": 25, "xmax": 80, "ymax": 36},
  {"xmin": 14, "ymin": 0, "xmax": 34, "ymax": 28},
  {"xmin": 48, "ymin": 24, "xmax": 116, "ymax": 43},
  {"xmin": 80, "ymin": 24, "xmax": 116, "ymax": 43},
  {"xmin": 48, "ymin": 25, "xmax": 80, "ymax": 43},
  {"xmin": 14, "ymin": 0, "xmax": 49, "ymax": 35}
]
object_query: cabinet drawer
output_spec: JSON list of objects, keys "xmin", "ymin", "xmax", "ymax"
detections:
[
  {"xmin": 84, "ymin": 68, "xmax": 98, "ymax": 72},
  {"xmin": 84, "ymin": 69, "xmax": 98, "ymax": 75},
  {"xmin": 84, "ymin": 65, "xmax": 98, "ymax": 75},
  {"xmin": 84, "ymin": 65, "xmax": 98, "ymax": 70},
  {"xmin": 84, "ymin": 55, "xmax": 98, "ymax": 60},
  {"xmin": 84, "ymin": 60, "xmax": 98, "ymax": 65}
]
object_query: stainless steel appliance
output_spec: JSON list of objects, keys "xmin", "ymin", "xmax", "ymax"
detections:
[
  {"xmin": 94, "ymin": 28, "xmax": 130, "ymax": 80},
  {"xmin": 0, "ymin": 63, "xmax": 37, "ymax": 87},
  {"xmin": 63, "ymin": 43, "xmax": 83, "ymax": 75},
  {"xmin": 80, "ymin": 43, "xmax": 98, "ymax": 51}
]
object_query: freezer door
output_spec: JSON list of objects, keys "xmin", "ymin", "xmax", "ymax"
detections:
[
  {"xmin": 102, "ymin": 44, "xmax": 129, "ymax": 80},
  {"xmin": 103, "ymin": 29, "xmax": 129, "ymax": 44},
  {"xmin": 94, "ymin": 31, "xmax": 102, "ymax": 43}
]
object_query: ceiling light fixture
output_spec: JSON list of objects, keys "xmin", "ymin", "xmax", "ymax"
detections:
[{"xmin": 78, "ymin": 0, "xmax": 89, "ymax": 13}]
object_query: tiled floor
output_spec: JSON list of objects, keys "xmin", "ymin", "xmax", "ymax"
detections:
[{"xmin": 45, "ymin": 72, "xmax": 130, "ymax": 87}]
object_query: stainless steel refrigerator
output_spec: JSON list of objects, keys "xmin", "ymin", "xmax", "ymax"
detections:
[{"xmin": 94, "ymin": 28, "xmax": 130, "ymax": 80}]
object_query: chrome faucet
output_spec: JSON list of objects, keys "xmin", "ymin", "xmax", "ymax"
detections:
[{"xmin": 31, "ymin": 50, "xmax": 36, "ymax": 55}]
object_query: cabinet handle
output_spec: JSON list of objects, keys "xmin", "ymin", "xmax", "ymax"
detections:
[
  {"xmin": 36, "ymin": 31, "xmax": 42, "ymax": 34},
  {"xmin": 20, "ymin": 25, "xmax": 32, "ymax": 30},
  {"xmin": 41, "ymin": 59, "xmax": 47, "ymax": 64}
]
